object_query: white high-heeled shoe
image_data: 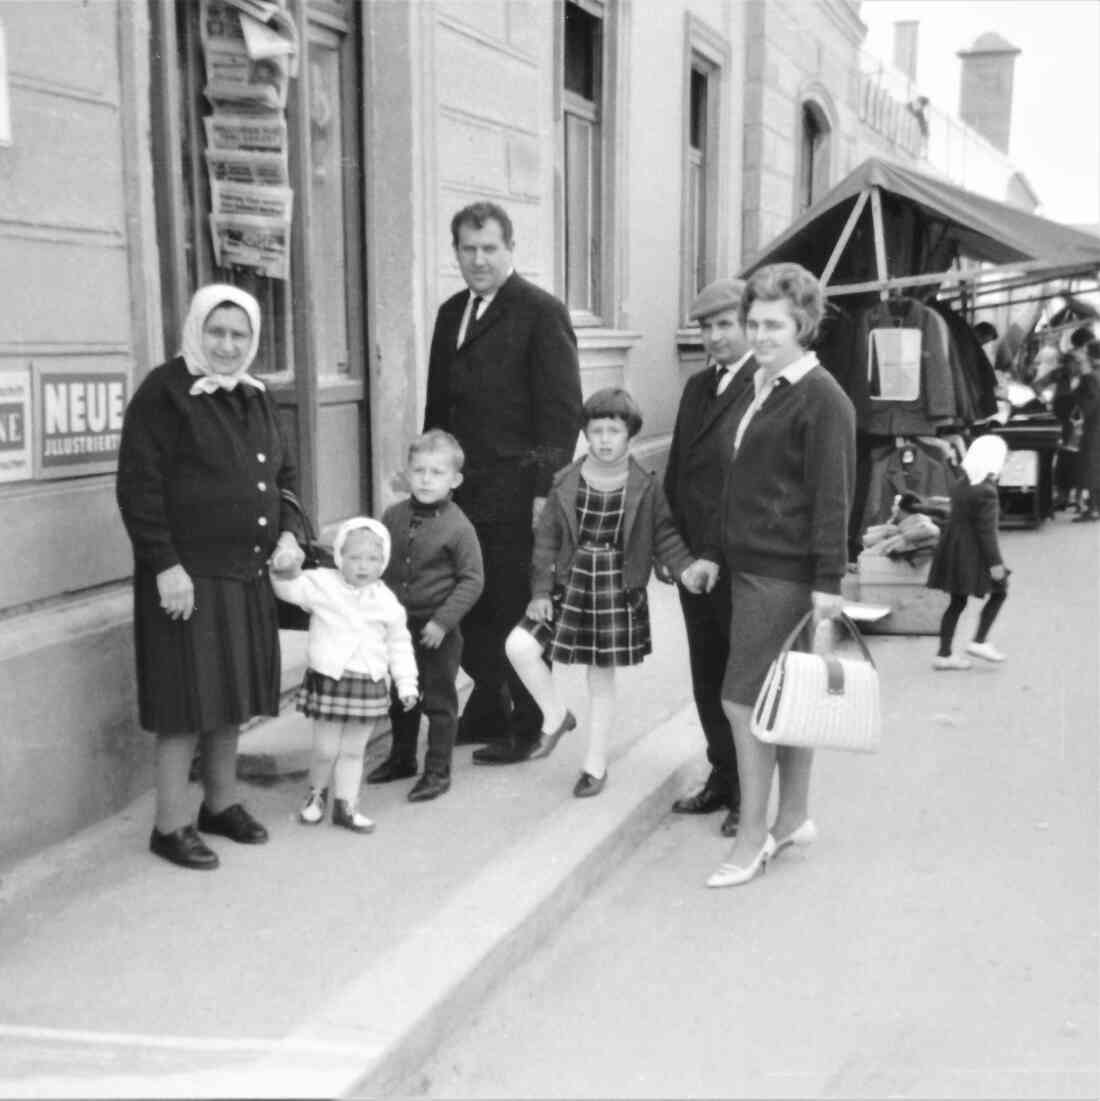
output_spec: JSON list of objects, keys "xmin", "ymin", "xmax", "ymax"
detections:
[
  {"xmin": 772, "ymin": 819, "xmax": 817, "ymax": 857},
  {"xmin": 706, "ymin": 834, "xmax": 776, "ymax": 888}
]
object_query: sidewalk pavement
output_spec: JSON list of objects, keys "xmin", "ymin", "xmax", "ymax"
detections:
[{"xmin": 0, "ymin": 578, "xmax": 707, "ymax": 1098}]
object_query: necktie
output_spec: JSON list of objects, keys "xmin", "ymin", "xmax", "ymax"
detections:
[
  {"xmin": 464, "ymin": 295, "xmax": 484, "ymax": 345},
  {"xmin": 711, "ymin": 366, "xmax": 729, "ymax": 398}
]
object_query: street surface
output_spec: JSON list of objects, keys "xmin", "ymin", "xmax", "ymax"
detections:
[{"xmin": 412, "ymin": 516, "xmax": 1100, "ymax": 1100}]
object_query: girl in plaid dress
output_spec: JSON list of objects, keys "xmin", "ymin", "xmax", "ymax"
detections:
[
  {"xmin": 271, "ymin": 518, "xmax": 419, "ymax": 832},
  {"xmin": 505, "ymin": 388, "xmax": 707, "ymax": 796}
]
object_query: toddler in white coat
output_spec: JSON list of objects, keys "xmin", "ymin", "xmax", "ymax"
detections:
[{"xmin": 271, "ymin": 517, "xmax": 418, "ymax": 832}]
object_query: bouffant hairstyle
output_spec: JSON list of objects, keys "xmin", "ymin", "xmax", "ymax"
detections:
[
  {"xmin": 583, "ymin": 387, "xmax": 643, "ymax": 438},
  {"xmin": 407, "ymin": 428, "xmax": 466, "ymax": 472},
  {"xmin": 450, "ymin": 201, "xmax": 514, "ymax": 249},
  {"xmin": 741, "ymin": 263, "xmax": 825, "ymax": 347}
]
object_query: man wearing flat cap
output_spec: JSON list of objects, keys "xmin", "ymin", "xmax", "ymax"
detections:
[{"xmin": 664, "ymin": 277, "xmax": 755, "ymax": 837}]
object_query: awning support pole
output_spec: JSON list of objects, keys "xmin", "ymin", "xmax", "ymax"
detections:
[
  {"xmin": 870, "ymin": 186, "xmax": 889, "ymax": 299},
  {"xmin": 820, "ymin": 188, "xmax": 871, "ymax": 289}
]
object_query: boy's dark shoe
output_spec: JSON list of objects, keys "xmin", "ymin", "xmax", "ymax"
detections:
[
  {"xmin": 366, "ymin": 757, "xmax": 418, "ymax": 784},
  {"xmin": 150, "ymin": 825, "xmax": 220, "ymax": 870},
  {"xmin": 720, "ymin": 803, "xmax": 740, "ymax": 837},
  {"xmin": 408, "ymin": 771, "xmax": 451, "ymax": 802},
  {"xmin": 197, "ymin": 802, "xmax": 269, "ymax": 844},
  {"xmin": 671, "ymin": 769, "xmax": 731, "ymax": 815},
  {"xmin": 472, "ymin": 732, "xmax": 539, "ymax": 765}
]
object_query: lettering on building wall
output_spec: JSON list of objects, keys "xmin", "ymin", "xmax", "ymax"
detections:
[
  {"xmin": 34, "ymin": 368, "xmax": 128, "ymax": 479},
  {"xmin": 0, "ymin": 368, "xmax": 33, "ymax": 482}
]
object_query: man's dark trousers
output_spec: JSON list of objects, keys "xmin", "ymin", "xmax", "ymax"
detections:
[
  {"xmin": 389, "ymin": 621, "xmax": 464, "ymax": 776},
  {"xmin": 678, "ymin": 573, "xmax": 738, "ymax": 792},
  {"xmin": 459, "ymin": 521, "xmax": 541, "ymax": 741}
]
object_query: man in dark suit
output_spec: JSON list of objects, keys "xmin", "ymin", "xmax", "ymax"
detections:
[
  {"xmin": 664, "ymin": 278, "xmax": 755, "ymax": 836},
  {"xmin": 424, "ymin": 201, "xmax": 583, "ymax": 765}
]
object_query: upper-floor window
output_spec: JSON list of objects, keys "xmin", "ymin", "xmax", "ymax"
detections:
[{"xmin": 798, "ymin": 101, "xmax": 831, "ymax": 214}]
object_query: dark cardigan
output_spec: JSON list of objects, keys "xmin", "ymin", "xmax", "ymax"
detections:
[
  {"xmin": 116, "ymin": 357, "xmax": 297, "ymax": 579},
  {"xmin": 531, "ymin": 457, "xmax": 695, "ymax": 598}
]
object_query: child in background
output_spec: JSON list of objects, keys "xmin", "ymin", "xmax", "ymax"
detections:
[
  {"xmin": 505, "ymin": 387, "xmax": 708, "ymax": 797},
  {"xmin": 271, "ymin": 518, "xmax": 419, "ymax": 831},
  {"xmin": 927, "ymin": 435, "xmax": 1011, "ymax": 670},
  {"xmin": 369, "ymin": 430, "xmax": 484, "ymax": 801}
]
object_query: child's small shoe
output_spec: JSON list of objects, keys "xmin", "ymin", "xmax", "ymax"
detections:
[
  {"xmin": 529, "ymin": 709, "xmax": 577, "ymax": 760},
  {"xmin": 298, "ymin": 787, "xmax": 328, "ymax": 825},
  {"xmin": 332, "ymin": 798, "xmax": 375, "ymax": 834},
  {"xmin": 966, "ymin": 641, "xmax": 1006, "ymax": 663},
  {"xmin": 932, "ymin": 655, "xmax": 972, "ymax": 671}
]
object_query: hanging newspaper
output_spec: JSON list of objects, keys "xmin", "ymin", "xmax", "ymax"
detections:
[
  {"xmin": 201, "ymin": 0, "xmax": 297, "ymax": 106},
  {"xmin": 210, "ymin": 214, "xmax": 290, "ymax": 280},
  {"xmin": 211, "ymin": 180, "xmax": 293, "ymax": 221},
  {"xmin": 204, "ymin": 50, "xmax": 289, "ymax": 110},
  {"xmin": 206, "ymin": 148, "xmax": 288, "ymax": 187},
  {"xmin": 204, "ymin": 112, "xmax": 286, "ymax": 153}
]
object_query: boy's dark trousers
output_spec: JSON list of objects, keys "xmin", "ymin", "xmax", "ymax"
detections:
[{"xmin": 388, "ymin": 620, "xmax": 463, "ymax": 777}]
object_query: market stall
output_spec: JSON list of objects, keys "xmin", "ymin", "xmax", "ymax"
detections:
[{"xmin": 741, "ymin": 156, "xmax": 1100, "ymax": 630}]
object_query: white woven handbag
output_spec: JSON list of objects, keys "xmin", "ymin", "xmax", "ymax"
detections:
[{"xmin": 751, "ymin": 611, "xmax": 881, "ymax": 753}]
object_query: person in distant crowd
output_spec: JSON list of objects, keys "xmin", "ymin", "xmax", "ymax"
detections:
[
  {"xmin": 1046, "ymin": 327, "xmax": 1092, "ymax": 510},
  {"xmin": 117, "ymin": 284, "xmax": 305, "ymax": 871},
  {"xmin": 663, "ymin": 277, "xmax": 756, "ymax": 838},
  {"xmin": 927, "ymin": 436, "xmax": 1011, "ymax": 668},
  {"xmin": 367, "ymin": 430, "xmax": 485, "ymax": 800},
  {"xmin": 504, "ymin": 388, "xmax": 710, "ymax": 797},
  {"xmin": 694, "ymin": 263, "xmax": 856, "ymax": 890},
  {"xmin": 423, "ymin": 201, "xmax": 584, "ymax": 765},
  {"xmin": 271, "ymin": 518, "xmax": 419, "ymax": 833},
  {"xmin": 1071, "ymin": 340, "xmax": 1100, "ymax": 522}
]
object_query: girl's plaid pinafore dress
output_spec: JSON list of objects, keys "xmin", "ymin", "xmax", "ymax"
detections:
[{"xmin": 523, "ymin": 476, "xmax": 652, "ymax": 667}]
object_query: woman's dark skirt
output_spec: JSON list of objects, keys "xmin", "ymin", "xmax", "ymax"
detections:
[{"xmin": 134, "ymin": 568, "xmax": 281, "ymax": 735}]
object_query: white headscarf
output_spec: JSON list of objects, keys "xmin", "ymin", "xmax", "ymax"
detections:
[
  {"xmin": 333, "ymin": 517, "xmax": 391, "ymax": 572},
  {"xmin": 961, "ymin": 435, "xmax": 1008, "ymax": 485},
  {"xmin": 180, "ymin": 284, "xmax": 265, "ymax": 395}
]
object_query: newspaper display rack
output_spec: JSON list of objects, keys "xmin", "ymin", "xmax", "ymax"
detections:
[{"xmin": 199, "ymin": 0, "xmax": 298, "ymax": 279}]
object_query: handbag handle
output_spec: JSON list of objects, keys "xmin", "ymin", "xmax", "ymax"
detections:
[
  {"xmin": 776, "ymin": 609, "xmax": 876, "ymax": 670},
  {"xmin": 279, "ymin": 488, "xmax": 317, "ymax": 545}
]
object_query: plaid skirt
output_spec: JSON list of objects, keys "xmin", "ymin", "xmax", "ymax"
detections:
[
  {"xmin": 523, "ymin": 545, "xmax": 652, "ymax": 667},
  {"xmin": 296, "ymin": 669, "xmax": 390, "ymax": 722}
]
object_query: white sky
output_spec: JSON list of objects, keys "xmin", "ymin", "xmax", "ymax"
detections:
[{"xmin": 860, "ymin": 0, "xmax": 1100, "ymax": 227}]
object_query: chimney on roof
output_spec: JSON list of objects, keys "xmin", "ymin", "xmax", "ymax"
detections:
[
  {"xmin": 957, "ymin": 31, "xmax": 1021, "ymax": 154},
  {"xmin": 893, "ymin": 21, "xmax": 919, "ymax": 82}
]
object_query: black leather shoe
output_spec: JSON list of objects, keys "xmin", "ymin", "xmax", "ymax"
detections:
[
  {"xmin": 529, "ymin": 710, "xmax": 578, "ymax": 760},
  {"xmin": 366, "ymin": 757, "xmax": 418, "ymax": 784},
  {"xmin": 150, "ymin": 825, "xmax": 220, "ymax": 870},
  {"xmin": 672, "ymin": 769, "xmax": 731, "ymax": 814},
  {"xmin": 720, "ymin": 806, "xmax": 740, "ymax": 837},
  {"xmin": 197, "ymin": 802, "xmax": 269, "ymax": 844},
  {"xmin": 408, "ymin": 772, "xmax": 451, "ymax": 802},
  {"xmin": 472, "ymin": 735, "xmax": 538, "ymax": 765},
  {"xmin": 573, "ymin": 769, "xmax": 607, "ymax": 798}
]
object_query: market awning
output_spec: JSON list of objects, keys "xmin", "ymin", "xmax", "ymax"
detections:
[{"xmin": 741, "ymin": 156, "xmax": 1100, "ymax": 295}]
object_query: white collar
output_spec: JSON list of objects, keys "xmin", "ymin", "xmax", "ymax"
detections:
[
  {"xmin": 752, "ymin": 350, "xmax": 818, "ymax": 396},
  {"xmin": 713, "ymin": 350, "xmax": 753, "ymax": 375}
]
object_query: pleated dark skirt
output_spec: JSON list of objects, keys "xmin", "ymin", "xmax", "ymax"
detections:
[{"xmin": 133, "ymin": 568, "xmax": 281, "ymax": 735}]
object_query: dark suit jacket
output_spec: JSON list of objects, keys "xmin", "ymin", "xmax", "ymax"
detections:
[
  {"xmin": 424, "ymin": 273, "xmax": 583, "ymax": 526},
  {"xmin": 664, "ymin": 358, "xmax": 755, "ymax": 560}
]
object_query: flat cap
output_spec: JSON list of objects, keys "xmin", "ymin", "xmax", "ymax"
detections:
[{"xmin": 688, "ymin": 277, "xmax": 746, "ymax": 321}]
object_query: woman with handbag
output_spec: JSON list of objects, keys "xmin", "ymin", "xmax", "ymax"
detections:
[
  {"xmin": 696, "ymin": 263, "xmax": 856, "ymax": 888},
  {"xmin": 116, "ymin": 284, "xmax": 305, "ymax": 870}
]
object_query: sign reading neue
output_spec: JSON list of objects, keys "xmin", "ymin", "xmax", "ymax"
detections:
[{"xmin": 35, "ymin": 365, "xmax": 128, "ymax": 479}]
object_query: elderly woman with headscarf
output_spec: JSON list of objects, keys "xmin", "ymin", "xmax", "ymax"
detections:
[
  {"xmin": 927, "ymin": 434, "xmax": 1011, "ymax": 670},
  {"xmin": 117, "ymin": 284, "xmax": 305, "ymax": 870}
]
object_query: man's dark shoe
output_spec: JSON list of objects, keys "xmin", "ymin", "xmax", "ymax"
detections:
[
  {"xmin": 408, "ymin": 771, "xmax": 451, "ymax": 802},
  {"xmin": 720, "ymin": 805, "xmax": 740, "ymax": 837},
  {"xmin": 197, "ymin": 802, "xmax": 269, "ymax": 844},
  {"xmin": 150, "ymin": 825, "xmax": 220, "ymax": 870},
  {"xmin": 472, "ymin": 735, "xmax": 538, "ymax": 765},
  {"xmin": 671, "ymin": 771, "xmax": 730, "ymax": 815},
  {"xmin": 366, "ymin": 757, "xmax": 418, "ymax": 783}
]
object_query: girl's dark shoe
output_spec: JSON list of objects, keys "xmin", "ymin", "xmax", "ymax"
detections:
[
  {"xmin": 332, "ymin": 798, "xmax": 375, "ymax": 833},
  {"xmin": 366, "ymin": 758, "xmax": 418, "ymax": 783},
  {"xmin": 408, "ymin": 772, "xmax": 451, "ymax": 802},
  {"xmin": 149, "ymin": 825, "xmax": 220, "ymax": 870},
  {"xmin": 197, "ymin": 802, "xmax": 269, "ymax": 844},
  {"xmin": 572, "ymin": 769, "xmax": 607, "ymax": 798},
  {"xmin": 529, "ymin": 710, "xmax": 578, "ymax": 760}
]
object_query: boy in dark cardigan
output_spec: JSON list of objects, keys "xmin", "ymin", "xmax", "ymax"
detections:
[{"xmin": 369, "ymin": 430, "xmax": 485, "ymax": 800}]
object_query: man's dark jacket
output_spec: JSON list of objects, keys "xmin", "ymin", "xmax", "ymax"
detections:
[
  {"xmin": 663, "ymin": 358, "xmax": 754, "ymax": 560},
  {"xmin": 424, "ymin": 272, "xmax": 582, "ymax": 526}
]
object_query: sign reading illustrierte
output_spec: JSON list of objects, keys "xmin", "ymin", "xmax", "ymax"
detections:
[
  {"xmin": 0, "ymin": 367, "xmax": 32, "ymax": 483},
  {"xmin": 34, "ymin": 364, "xmax": 128, "ymax": 479}
]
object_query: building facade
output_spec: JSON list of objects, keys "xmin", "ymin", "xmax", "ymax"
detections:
[{"xmin": 0, "ymin": 0, "xmax": 1030, "ymax": 863}]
